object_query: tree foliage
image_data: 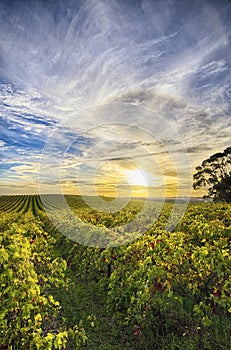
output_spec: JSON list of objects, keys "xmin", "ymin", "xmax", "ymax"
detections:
[{"xmin": 193, "ymin": 146, "xmax": 231, "ymax": 203}]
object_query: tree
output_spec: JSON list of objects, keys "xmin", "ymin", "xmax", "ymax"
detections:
[{"xmin": 193, "ymin": 146, "xmax": 231, "ymax": 203}]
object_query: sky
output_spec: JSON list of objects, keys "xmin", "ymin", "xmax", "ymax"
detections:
[{"xmin": 0, "ymin": 0, "xmax": 230, "ymax": 198}]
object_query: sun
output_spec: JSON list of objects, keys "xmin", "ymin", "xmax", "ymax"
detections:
[{"xmin": 125, "ymin": 168, "xmax": 147, "ymax": 186}]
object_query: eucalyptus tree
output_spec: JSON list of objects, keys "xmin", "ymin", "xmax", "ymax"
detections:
[{"xmin": 193, "ymin": 146, "xmax": 231, "ymax": 203}]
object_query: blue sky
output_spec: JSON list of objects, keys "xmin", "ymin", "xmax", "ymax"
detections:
[{"xmin": 0, "ymin": 0, "xmax": 230, "ymax": 197}]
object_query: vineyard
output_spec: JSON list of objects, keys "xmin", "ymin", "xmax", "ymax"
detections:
[{"xmin": 0, "ymin": 195, "xmax": 231, "ymax": 349}]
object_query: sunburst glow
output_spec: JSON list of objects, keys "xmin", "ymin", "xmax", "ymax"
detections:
[{"xmin": 126, "ymin": 169, "xmax": 148, "ymax": 186}]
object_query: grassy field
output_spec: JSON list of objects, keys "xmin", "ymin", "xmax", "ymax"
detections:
[{"xmin": 0, "ymin": 195, "xmax": 231, "ymax": 349}]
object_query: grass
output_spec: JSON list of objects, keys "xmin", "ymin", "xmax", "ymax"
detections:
[
  {"xmin": 60, "ymin": 272, "xmax": 131, "ymax": 348},
  {"xmin": 49, "ymin": 255, "xmax": 133, "ymax": 349}
]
